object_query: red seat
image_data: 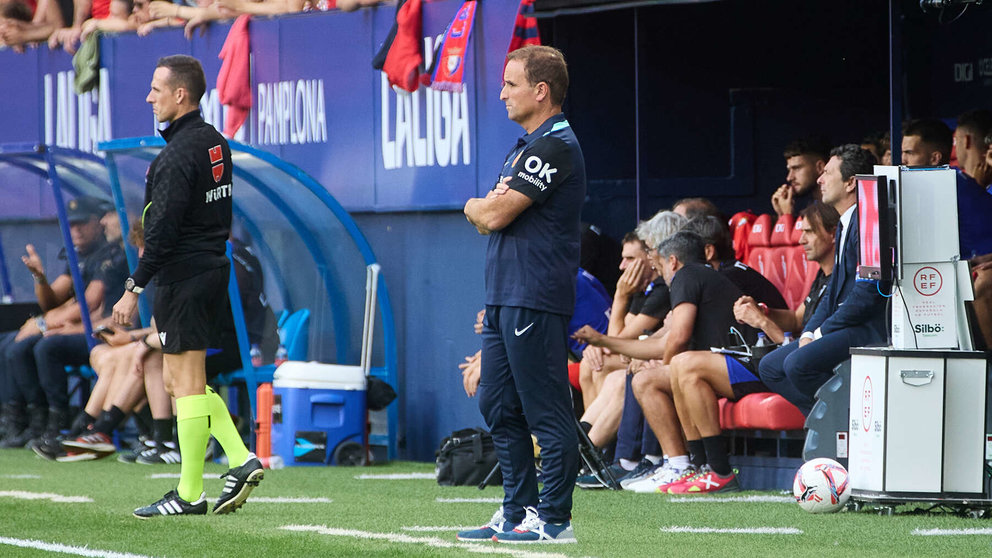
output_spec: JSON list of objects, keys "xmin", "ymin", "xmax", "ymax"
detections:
[
  {"xmin": 568, "ymin": 361, "xmax": 581, "ymax": 391},
  {"xmin": 770, "ymin": 214, "xmax": 795, "ymax": 246},
  {"xmin": 728, "ymin": 210, "xmax": 757, "ymax": 263},
  {"xmin": 790, "ymin": 214, "xmax": 804, "ymax": 245},
  {"xmin": 745, "ymin": 214, "xmax": 774, "ymax": 278},
  {"xmin": 718, "ymin": 398, "xmax": 736, "ymax": 430},
  {"xmin": 731, "ymin": 393, "xmax": 805, "ymax": 430},
  {"xmin": 746, "ymin": 214, "xmax": 789, "ymax": 299}
]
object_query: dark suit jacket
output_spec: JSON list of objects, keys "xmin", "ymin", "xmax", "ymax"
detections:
[{"xmin": 802, "ymin": 204, "xmax": 888, "ymax": 344}]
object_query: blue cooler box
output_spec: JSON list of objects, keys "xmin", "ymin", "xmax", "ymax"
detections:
[{"xmin": 271, "ymin": 362, "xmax": 366, "ymax": 466}]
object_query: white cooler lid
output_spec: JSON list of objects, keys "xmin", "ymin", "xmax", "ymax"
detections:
[{"xmin": 272, "ymin": 361, "xmax": 367, "ymax": 390}]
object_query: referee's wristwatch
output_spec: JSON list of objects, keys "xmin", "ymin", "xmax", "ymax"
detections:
[{"xmin": 124, "ymin": 277, "xmax": 144, "ymax": 294}]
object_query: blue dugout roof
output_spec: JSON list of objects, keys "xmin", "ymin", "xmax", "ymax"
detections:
[{"xmin": 0, "ymin": 141, "xmax": 398, "ymax": 459}]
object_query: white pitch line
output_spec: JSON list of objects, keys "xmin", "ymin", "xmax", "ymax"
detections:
[
  {"xmin": 281, "ymin": 525, "xmax": 572, "ymax": 558},
  {"xmin": 401, "ymin": 526, "xmax": 474, "ymax": 532},
  {"xmin": 669, "ymin": 495, "xmax": 795, "ymax": 504},
  {"xmin": 252, "ymin": 497, "xmax": 332, "ymax": 503},
  {"xmin": 436, "ymin": 497, "xmax": 502, "ymax": 504},
  {"xmin": 1, "ymin": 474, "xmax": 41, "ymax": 479},
  {"xmin": 912, "ymin": 527, "xmax": 992, "ymax": 536},
  {"xmin": 660, "ymin": 526, "xmax": 802, "ymax": 535},
  {"xmin": 0, "ymin": 491, "xmax": 93, "ymax": 504},
  {"xmin": 0, "ymin": 535, "xmax": 153, "ymax": 558},
  {"xmin": 353, "ymin": 473, "xmax": 436, "ymax": 480},
  {"xmin": 147, "ymin": 474, "xmax": 213, "ymax": 480}
]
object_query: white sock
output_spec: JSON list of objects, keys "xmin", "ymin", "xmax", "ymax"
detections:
[
  {"xmin": 645, "ymin": 454, "xmax": 663, "ymax": 465},
  {"xmin": 619, "ymin": 458, "xmax": 638, "ymax": 471},
  {"xmin": 668, "ymin": 455, "xmax": 690, "ymax": 469}
]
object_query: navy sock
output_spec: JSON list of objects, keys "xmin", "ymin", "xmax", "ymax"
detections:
[
  {"xmin": 687, "ymin": 439, "xmax": 706, "ymax": 468},
  {"xmin": 93, "ymin": 406, "xmax": 126, "ymax": 436},
  {"xmin": 702, "ymin": 435, "xmax": 731, "ymax": 476}
]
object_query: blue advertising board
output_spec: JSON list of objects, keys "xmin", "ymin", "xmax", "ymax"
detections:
[{"xmin": 0, "ymin": 1, "xmax": 521, "ymax": 212}]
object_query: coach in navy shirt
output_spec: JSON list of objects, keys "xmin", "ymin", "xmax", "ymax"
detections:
[{"xmin": 460, "ymin": 45, "xmax": 584, "ymax": 545}]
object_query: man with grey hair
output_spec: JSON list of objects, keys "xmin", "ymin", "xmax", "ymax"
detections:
[
  {"xmin": 573, "ymin": 211, "xmax": 686, "ymax": 487},
  {"xmin": 574, "ymin": 231, "xmax": 753, "ymax": 493},
  {"xmin": 759, "ymin": 144, "xmax": 886, "ymax": 416}
]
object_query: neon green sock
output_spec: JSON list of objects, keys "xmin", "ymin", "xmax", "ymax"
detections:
[
  {"xmin": 205, "ymin": 386, "xmax": 250, "ymax": 467},
  {"xmin": 175, "ymin": 394, "xmax": 211, "ymax": 503}
]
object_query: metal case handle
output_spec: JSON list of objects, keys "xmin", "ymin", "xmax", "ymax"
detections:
[{"xmin": 900, "ymin": 369, "xmax": 934, "ymax": 387}]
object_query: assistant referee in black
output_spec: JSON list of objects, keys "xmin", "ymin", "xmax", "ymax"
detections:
[
  {"xmin": 113, "ymin": 55, "xmax": 263, "ymax": 519},
  {"xmin": 459, "ymin": 45, "xmax": 585, "ymax": 544}
]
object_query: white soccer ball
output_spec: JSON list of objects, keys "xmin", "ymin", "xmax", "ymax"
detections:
[{"xmin": 793, "ymin": 458, "xmax": 850, "ymax": 513}]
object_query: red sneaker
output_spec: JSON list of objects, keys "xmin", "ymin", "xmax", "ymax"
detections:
[
  {"xmin": 666, "ymin": 467, "xmax": 741, "ymax": 494},
  {"xmin": 61, "ymin": 431, "xmax": 115, "ymax": 454}
]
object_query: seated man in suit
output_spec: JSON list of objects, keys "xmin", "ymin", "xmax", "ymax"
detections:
[{"xmin": 758, "ymin": 144, "xmax": 887, "ymax": 416}]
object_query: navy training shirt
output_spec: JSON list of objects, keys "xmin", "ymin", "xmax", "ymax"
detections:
[{"xmin": 485, "ymin": 113, "xmax": 586, "ymax": 315}]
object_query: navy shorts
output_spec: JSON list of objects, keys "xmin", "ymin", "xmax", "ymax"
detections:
[
  {"xmin": 153, "ymin": 265, "xmax": 230, "ymax": 354},
  {"xmin": 724, "ymin": 355, "xmax": 769, "ymax": 401}
]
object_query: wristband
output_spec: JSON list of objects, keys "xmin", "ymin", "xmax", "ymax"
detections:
[
  {"xmin": 33, "ymin": 274, "xmax": 47, "ymax": 284},
  {"xmin": 758, "ymin": 302, "xmax": 769, "ymax": 316},
  {"xmin": 141, "ymin": 334, "xmax": 155, "ymax": 349}
]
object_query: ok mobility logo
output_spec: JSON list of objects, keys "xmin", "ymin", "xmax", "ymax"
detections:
[{"xmin": 516, "ymin": 155, "xmax": 557, "ymax": 191}]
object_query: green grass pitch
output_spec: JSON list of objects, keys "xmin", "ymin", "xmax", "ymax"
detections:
[{"xmin": 1, "ymin": 449, "xmax": 990, "ymax": 557}]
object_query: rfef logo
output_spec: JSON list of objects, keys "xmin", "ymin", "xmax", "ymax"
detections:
[{"xmin": 913, "ymin": 266, "xmax": 942, "ymax": 297}]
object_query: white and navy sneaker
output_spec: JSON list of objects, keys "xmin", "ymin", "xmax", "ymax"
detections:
[
  {"xmin": 618, "ymin": 459, "xmax": 662, "ymax": 489},
  {"xmin": 456, "ymin": 506, "xmax": 536, "ymax": 541},
  {"xmin": 133, "ymin": 490, "xmax": 207, "ymax": 519},
  {"xmin": 627, "ymin": 462, "xmax": 696, "ymax": 493},
  {"xmin": 494, "ymin": 515, "xmax": 577, "ymax": 544},
  {"xmin": 213, "ymin": 453, "xmax": 264, "ymax": 514}
]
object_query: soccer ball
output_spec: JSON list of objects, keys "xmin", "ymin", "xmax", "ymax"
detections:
[{"xmin": 793, "ymin": 458, "xmax": 850, "ymax": 513}]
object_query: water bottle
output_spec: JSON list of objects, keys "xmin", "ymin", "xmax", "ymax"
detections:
[
  {"xmin": 754, "ymin": 332, "xmax": 769, "ymax": 347},
  {"xmin": 250, "ymin": 344, "xmax": 262, "ymax": 368},
  {"xmin": 274, "ymin": 344, "xmax": 288, "ymax": 367},
  {"xmin": 782, "ymin": 332, "xmax": 794, "ymax": 345}
]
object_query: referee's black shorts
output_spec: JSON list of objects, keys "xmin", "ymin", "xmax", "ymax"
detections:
[{"xmin": 153, "ymin": 265, "xmax": 230, "ymax": 354}]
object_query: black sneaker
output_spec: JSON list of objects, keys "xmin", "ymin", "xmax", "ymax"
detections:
[
  {"xmin": 213, "ymin": 453, "xmax": 264, "ymax": 514},
  {"xmin": 133, "ymin": 490, "xmax": 207, "ymax": 519},
  {"xmin": 30, "ymin": 437, "xmax": 66, "ymax": 461},
  {"xmin": 136, "ymin": 447, "xmax": 182, "ymax": 465}
]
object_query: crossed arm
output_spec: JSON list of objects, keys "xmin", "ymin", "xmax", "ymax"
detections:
[{"xmin": 464, "ymin": 178, "xmax": 533, "ymax": 234}]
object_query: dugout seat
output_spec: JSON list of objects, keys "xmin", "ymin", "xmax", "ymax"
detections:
[
  {"xmin": 718, "ymin": 393, "xmax": 805, "ymax": 431},
  {"xmin": 214, "ymin": 308, "xmax": 310, "ymax": 385},
  {"xmin": 766, "ymin": 214, "xmax": 794, "ymax": 302},
  {"xmin": 745, "ymin": 213, "xmax": 774, "ymax": 279},
  {"xmin": 728, "ymin": 210, "xmax": 757, "ymax": 264},
  {"xmin": 568, "ymin": 361, "xmax": 581, "ymax": 391}
]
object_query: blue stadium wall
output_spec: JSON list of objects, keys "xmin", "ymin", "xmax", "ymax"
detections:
[{"xmin": 1, "ymin": 0, "xmax": 989, "ymax": 460}]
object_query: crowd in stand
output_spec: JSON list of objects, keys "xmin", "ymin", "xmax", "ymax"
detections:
[
  {"xmin": 459, "ymin": 108, "xmax": 992, "ymax": 494},
  {"xmin": 0, "ymin": 0, "xmax": 384, "ymax": 52}
]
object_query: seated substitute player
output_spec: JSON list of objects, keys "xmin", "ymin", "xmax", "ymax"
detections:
[
  {"xmin": 573, "ymin": 231, "xmax": 756, "ymax": 493},
  {"xmin": 578, "ymin": 229, "xmax": 671, "ymax": 406},
  {"xmin": 758, "ymin": 144, "xmax": 886, "ymax": 416},
  {"xmin": 112, "ymin": 54, "xmax": 263, "ymax": 519},
  {"xmin": 660, "ymin": 203, "xmax": 839, "ymax": 494},
  {"xmin": 733, "ymin": 202, "xmax": 838, "ymax": 344}
]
